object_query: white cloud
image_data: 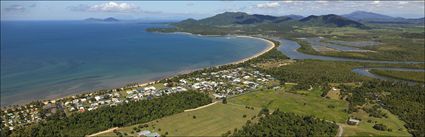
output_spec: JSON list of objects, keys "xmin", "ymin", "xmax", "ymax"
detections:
[
  {"xmin": 317, "ymin": 1, "xmax": 328, "ymax": 3},
  {"xmin": 4, "ymin": 5, "xmax": 26, "ymax": 12},
  {"xmin": 70, "ymin": 2, "xmax": 140, "ymax": 12},
  {"xmin": 89, "ymin": 2, "xmax": 139, "ymax": 12},
  {"xmin": 372, "ymin": 1, "xmax": 381, "ymax": 4},
  {"xmin": 256, "ymin": 2, "xmax": 280, "ymax": 9},
  {"xmin": 398, "ymin": 1, "xmax": 408, "ymax": 5}
]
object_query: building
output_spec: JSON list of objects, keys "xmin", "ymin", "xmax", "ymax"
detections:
[
  {"xmin": 138, "ymin": 130, "xmax": 151, "ymax": 136},
  {"xmin": 347, "ymin": 118, "xmax": 360, "ymax": 125},
  {"xmin": 146, "ymin": 132, "xmax": 160, "ymax": 137}
]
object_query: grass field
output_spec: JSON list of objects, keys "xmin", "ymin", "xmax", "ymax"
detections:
[
  {"xmin": 229, "ymin": 88, "xmax": 349, "ymax": 123},
  {"xmin": 96, "ymin": 103, "xmax": 259, "ymax": 136},
  {"xmin": 228, "ymin": 88, "xmax": 411, "ymax": 136},
  {"xmin": 370, "ymin": 69, "xmax": 425, "ymax": 83},
  {"xmin": 344, "ymin": 108, "xmax": 410, "ymax": 136}
]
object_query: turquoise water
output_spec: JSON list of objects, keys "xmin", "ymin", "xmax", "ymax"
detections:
[{"xmin": 1, "ymin": 21, "xmax": 268, "ymax": 106}]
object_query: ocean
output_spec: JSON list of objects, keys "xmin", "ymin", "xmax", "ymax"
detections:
[{"xmin": 0, "ymin": 21, "xmax": 268, "ymax": 106}]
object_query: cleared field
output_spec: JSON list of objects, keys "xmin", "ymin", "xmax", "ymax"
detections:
[
  {"xmin": 96, "ymin": 103, "xmax": 259, "ymax": 136},
  {"xmin": 229, "ymin": 89, "xmax": 349, "ymax": 123},
  {"xmin": 370, "ymin": 69, "xmax": 425, "ymax": 83},
  {"xmin": 228, "ymin": 88, "xmax": 411, "ymax": 136},
  {"xmin": 344, "ymin": 109, "xmax": 410, "ymax": 136}
]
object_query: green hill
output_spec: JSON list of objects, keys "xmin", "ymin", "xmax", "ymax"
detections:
[
  {"xmin": 299, "ymin": 14, "xmax": 366, "ymax": 28},
  {"xmin": 174, "ymin": 12, "xmax": 366, "ymax": 28}
]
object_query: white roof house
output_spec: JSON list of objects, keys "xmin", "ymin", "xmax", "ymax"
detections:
[
  {"xmin": 94, "ymin": 96, "xmax": 103, "ymax": 101},
  {"xmin": 347, "ymin": 118, "xmax": 360, "ymax": 125},
  {"xmin": 138, "ymin": 130, "xmax": 151, "ymax": 136}
]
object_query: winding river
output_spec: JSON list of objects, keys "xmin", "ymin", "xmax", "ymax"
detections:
[{"xmin": 276, "ymin": 39, "xmax": 425, "ymax": 83}]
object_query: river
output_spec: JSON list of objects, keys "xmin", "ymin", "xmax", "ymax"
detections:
[{"xmin": 276, "ymin": 38, "xmax": 424, "ymax": 83}]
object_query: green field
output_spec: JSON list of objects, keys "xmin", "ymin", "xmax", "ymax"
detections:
[
  {"xmin": 96, "ymin": 103, "xmax": 259, "ymax": 136},
  {"xmin": 344, "ymin": 108, "xmax": 410, "ymax": 136},
  {"xmin": 228, "ymin": 88, "xmax": 410, "ymax": 136},
  {"xmin": 370, "ymin": 69, "xmax": 425, "ymax": 83},
  {"xmin": 229, "ymin": 88, "xmax": 349, "ymax": 123}
]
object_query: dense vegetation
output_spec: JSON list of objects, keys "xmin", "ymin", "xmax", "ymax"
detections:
[
  {"xmin": 8, "ymin": 91, "xmax": 211, "ymax": 137},
  {"xmin": 223, "ymin": 110, "xmax": 338, "ymax": 137},
  {"xmin": 370, "ymin": 69, "xmax": 425, "ymax": 83},
  {"xmin": 260, "ymin": 60, "xmax": 370, "ymax": 85},
  {"xmin": 339, "ymin": 80, "xmax": 425, "ymax": 136}
]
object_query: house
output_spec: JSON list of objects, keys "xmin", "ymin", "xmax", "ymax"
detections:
[
  {"xmin": 146, "ymin": 132, "xmax": 160, "ymax": 137},
  {"xmin": 347, "ymin": 118, "xmax": 360, "ymax": 125},
  {"xmin": 179, "ymin": 79, "xmax": 188, "ymax": 84},
  {"xmin": 78, "ymin": 107, "xmax": 85, "ymax": 113},
  {"xmin": 144, "ymin": 86, "xmax": 156, "ymax": 91},
  {"xmin": 213, "ymin": 93, "xmax": 225, "ymax": 99},
  {"xmin": 94, "ymin": 96, "xmax": 103, "ymax": 101},
  {"xmin": 138, "ymin": 130, "xmax": 151, "ymax": 136}
]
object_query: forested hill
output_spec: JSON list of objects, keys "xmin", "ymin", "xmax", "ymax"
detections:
[
  {"xmin": 173, "ymin": 12, "xmax": 366, "ymax": 28},
  {"xmin": 299, "ymin": 14, "xmax": 366, "ymax": 28}
]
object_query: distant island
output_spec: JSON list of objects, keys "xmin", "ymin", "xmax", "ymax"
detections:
[{"xmin": 84, "ymin": 17, "xmax": 119, "ymax": 22}]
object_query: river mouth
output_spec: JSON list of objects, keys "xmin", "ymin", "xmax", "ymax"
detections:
[{"xmin": 276, "ymin": 38, "xmax": 425, "ymax": 83}]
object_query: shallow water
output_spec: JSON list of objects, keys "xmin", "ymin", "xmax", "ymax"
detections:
[{"xmin": 1, "ymin": 21, "xmax": 268, "ymax": 106}]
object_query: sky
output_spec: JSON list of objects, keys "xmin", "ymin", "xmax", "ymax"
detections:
[{"xmin": 1, "ymin": 1, "xmax": 424, "ymax": 21}]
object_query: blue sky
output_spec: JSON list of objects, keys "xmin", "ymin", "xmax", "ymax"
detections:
[{"xmin": 1, "ymin": 1, "xmax": 424, "ymax": 21}]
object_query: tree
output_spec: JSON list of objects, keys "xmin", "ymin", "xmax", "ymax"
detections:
[{"xmin": 222, "ymin": 98, "xmax": 227, "ymax": 104}]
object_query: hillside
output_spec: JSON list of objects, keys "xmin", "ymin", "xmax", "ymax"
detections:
[
  {"xmin": 343, "ymin": 11, "xmax": 394, "ymax": 21},
  {"xmin": 343, "ymin": 11, "xmax": 425, "ymax": 24},
  {"xmin": 175, "ymin": 12, "xmax": 294, "ymax": 26},
  {"xmin": 300, "ymin": 14, "xmax": 366, "ymax": 28}
]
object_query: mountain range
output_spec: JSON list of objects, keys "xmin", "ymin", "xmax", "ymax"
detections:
[
  {"xmin": 174, "ymin": 12, "xmax": 367, "ymax": 28},
  {"xmin": 342, "ymin": 11, "xmax": 424, "ymax": 24}
]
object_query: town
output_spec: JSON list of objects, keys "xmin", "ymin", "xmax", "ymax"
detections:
[{"xmin": 1, "ymin": 67, "xmax": 278, "ymax": 131}]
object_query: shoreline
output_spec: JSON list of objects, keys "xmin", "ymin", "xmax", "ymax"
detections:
[{"xmin": 1, "ymin": 34, "xmax": 275, "ymax": 108}]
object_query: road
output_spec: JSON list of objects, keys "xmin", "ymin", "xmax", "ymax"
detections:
[
  {"xmin": 87, "ymin": 127, "xmax": 118, "ymax": 137},
  {"xmin": 184, "ymin": 101, "xmax": 218, "ymax": 112},
  {"xmin": 336, "ymin": 124, "xmax": 344, "ymax": 137}
]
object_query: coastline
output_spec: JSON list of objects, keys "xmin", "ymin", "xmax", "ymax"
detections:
[{"xmin": 2, "ymin": 34, "xmax": 275, "ymax": 108}]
